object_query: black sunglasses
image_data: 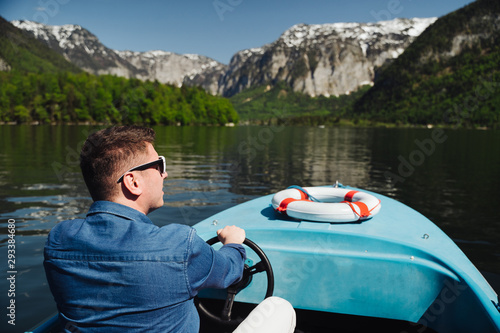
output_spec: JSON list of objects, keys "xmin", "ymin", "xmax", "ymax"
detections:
[{"xmin": 117, "ymin": 156, "xmax": 166, "ymax": 183}]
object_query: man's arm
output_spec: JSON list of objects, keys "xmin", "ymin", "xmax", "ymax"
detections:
[{"xmin": 186, "ymin": 226, "xmax": 246, "ymax": 295}]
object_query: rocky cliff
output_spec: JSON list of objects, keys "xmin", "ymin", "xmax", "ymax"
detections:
[
  {"xmin": 219, "ymin": 18, "xmax": 437, "ymax": 97},
  {"xmin": 115, "ymin": 50, "xmax": 226, "ymax": 95}
]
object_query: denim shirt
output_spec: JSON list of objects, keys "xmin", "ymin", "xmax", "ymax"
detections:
[{"xmin": 44, "ymin": 201, "xmax": 246, "ymax": 332}]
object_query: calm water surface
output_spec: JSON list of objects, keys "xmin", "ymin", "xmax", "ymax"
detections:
[{"xmin": 1, "ymin": 125, "xmax": 499, "ymax": 332}]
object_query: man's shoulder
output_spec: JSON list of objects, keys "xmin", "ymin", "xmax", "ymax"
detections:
[
  {"xmin": 49, "ymin": 218, "xmax": 84, "ymax": 234},
  {"xmin": 45, "ymin": 218, "xmax": 85, "ymax": 251},
  {"xmin": 155, "ymin": 223, "xmax": 205, "ymax": 250},
  {"xmin": 157, "ymin": 223, "xmax": 195, "ymax": 236}
]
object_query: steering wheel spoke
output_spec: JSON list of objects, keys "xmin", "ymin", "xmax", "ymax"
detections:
[
  {"xmin": 221, "ymin": 291, "xmax": 237, "ymax": 321},
  {"xmin": 247, "ymin": 260, "xmax": 266, "ymax": 276}
]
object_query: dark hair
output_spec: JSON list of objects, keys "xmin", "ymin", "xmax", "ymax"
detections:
[{"xmin": 80, "ymin": 126, "xmax": 156, "ymax": 201}]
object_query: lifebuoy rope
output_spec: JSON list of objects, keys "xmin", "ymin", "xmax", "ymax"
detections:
[
  {"xmin": 341, "ymin": 190, "xmax": 380, "ymax": 219},
  {"xmin": 287, "ymin": 185, "xmax": 321, "ymax": 202},
  {"xmin": 276, "ymin": 186, "xmax": 321, "ymax": 216}
]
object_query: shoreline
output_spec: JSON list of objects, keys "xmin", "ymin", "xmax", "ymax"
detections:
[{"xmin": 0, "ymin": 120, "xmax": 491, "ymax": 130}]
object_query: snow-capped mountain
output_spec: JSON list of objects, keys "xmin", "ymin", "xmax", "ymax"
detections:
[
  {"xmin": 11, "ymin": 17, "xmax": 436, "ymax": 97},
  {"xmin": 11, "ymin": 20, "xmax": 139, "ymax": 77},
  {"xmin": 11, "ymin": 20, "xmax": 226, "ymax": 94},
  {"xmin": 219, "ymin": 17, "xmax": 437, "ymax": 97}
]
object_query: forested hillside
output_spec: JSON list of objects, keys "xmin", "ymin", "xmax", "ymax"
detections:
[
  {"xmin": 0, "ymin": 16, "xmax": 80, "ymax": 73},
  {"xmin": 0, "ymin": 17, "xmax": 238, "ymax": 125},
  {"xmin": 230, "ymin": 82, "xmax": 370, "ymax": 125},
  {"xmin": 0, "ymin": 71, "xmax": 238, "ymax": 125},
  {"xmin": 353, "ymin": 0, "xmax": 500, "ymax": 128}
]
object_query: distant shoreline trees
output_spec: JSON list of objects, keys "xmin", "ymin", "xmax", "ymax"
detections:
[{"xmin": 0, "ymin": 71, "xmax": 239, "ymax": 125}]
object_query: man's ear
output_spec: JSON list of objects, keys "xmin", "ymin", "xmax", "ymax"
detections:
[{"xmin": 121, "ymin": 173, "xmax": 143, "ymax": 197}]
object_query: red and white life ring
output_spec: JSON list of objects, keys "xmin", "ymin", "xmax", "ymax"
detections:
[{"xmin": 271, "ymin": 186, "xmax": 381, "ymax": 223}]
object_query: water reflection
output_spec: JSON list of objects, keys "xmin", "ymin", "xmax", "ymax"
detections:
[{"xmin": 0, "ymin": 125, "xmax": 499, "ymax": 332}]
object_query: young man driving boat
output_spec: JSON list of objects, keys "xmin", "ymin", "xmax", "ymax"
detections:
[{"xmin": 43, "ymin": 125, "xmax": 249, "ymax": 332}]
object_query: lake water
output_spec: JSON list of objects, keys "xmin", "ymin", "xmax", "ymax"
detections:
[{"xmin": 1, "ymin": 125, "xmax": 499, "ymax": 332}]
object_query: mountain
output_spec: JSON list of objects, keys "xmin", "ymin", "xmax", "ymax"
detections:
[
  {"xmin": 353, "ymin": 0, "xmax": 500, "ymax": 127},
  {"xmin": 0, "ymin": 16, "xmax": 80, "ymax": 73},
  {"xmin": 10, "ymin": 20, "xmax": 226, "ymax": 94},
  {"xmin": 115, "ymin": 50, "xmax": 226, "ymax": 95},
  {"xmin": 10, "ymin": 20, "xmax": 139, "ymax": 75},
  {"xmin": 11, "ymin": 18, "xmax": 435, "ymax": 98},
  {"xmin": 219, "ymin": 18, "xmax": 437, "ymax": 97}
]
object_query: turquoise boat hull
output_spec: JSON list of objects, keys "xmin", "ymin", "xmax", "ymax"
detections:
[{"xmin": 195, "ymin": 186, "xmax": 500, "ymax": 333}]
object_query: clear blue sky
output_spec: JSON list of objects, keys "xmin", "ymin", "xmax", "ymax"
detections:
[{"xmin": 1, "ymin": 0, "xmax": 474, "ymax": 64}]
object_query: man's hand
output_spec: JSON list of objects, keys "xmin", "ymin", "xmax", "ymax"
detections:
[{"xmin": 217, "ymin": 225, "xmax": 245, "ymax": 245}]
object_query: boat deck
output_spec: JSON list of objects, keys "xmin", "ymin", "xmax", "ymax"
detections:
[{"xmin": 195, "ymin": 186, "xmax": 500, "ymax": 333}]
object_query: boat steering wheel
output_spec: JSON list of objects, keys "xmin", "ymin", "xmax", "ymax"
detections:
[{"xmin": 196, "ymin": 237, "xmax": 274, "ymax": 326}]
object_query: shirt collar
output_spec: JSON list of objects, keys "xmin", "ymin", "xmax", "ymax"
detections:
[{"xmin": 87, "ymin": 201, "xmax": 153, "ymax": 225}]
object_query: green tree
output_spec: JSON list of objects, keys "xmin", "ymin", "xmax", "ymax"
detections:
[{"xmin": 14, "ymin": 105, "xmax": 30, "ymax": 122}]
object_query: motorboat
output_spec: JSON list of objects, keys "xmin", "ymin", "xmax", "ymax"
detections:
[{"xmin": 29, "ymin": 184, "xmax": 500, "ymax": 333}]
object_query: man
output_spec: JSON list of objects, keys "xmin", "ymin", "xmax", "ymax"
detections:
[{"xmin": 44, "ymin": 125, "xmax": 246, "ymax": 332}]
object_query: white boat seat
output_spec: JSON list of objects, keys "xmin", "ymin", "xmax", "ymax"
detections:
[{"xmin": 233, "ymin": 297, "xmax": 296, "ymax": 333}]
